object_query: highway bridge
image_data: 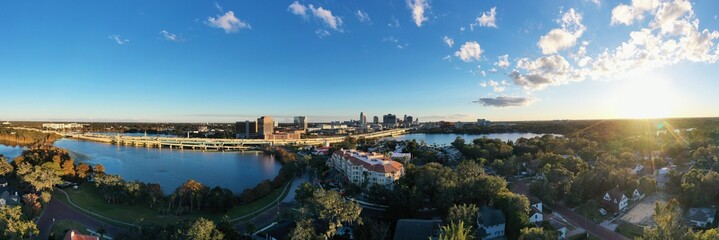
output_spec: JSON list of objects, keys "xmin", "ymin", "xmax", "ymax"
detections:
[{"xmin": 69, "ymin": 128, "xmax": 410, "ymax": 151}]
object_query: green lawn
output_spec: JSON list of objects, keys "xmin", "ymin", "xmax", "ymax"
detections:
[
  {"xmin": 616, "ymin": 221, "xmax": 645, "ymax": 239},
  {"xmin": 50, "ymin": 220, "xmax": 91, "ymax": 240},
  {"xmin": 53, "ymin": 181, "xmax": 291, "ymax": 226}
]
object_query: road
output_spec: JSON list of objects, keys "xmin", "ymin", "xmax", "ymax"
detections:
[
  {"xmin": 235, "ymin": 172, "xmax": 310, "ymax": 233},
  {"xmin": 37, "ymin": 197, "xmax": 128, "ymax": 240},
  {"xmin": 512, "ymin": 180, "xmax": 629, "ymax": 240}
]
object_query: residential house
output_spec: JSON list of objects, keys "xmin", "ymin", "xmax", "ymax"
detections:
[
  {"xmin": 477, "ymin": 206, "xmax": 506, "ymax": 240},
  {"xmin": 393, "ymin": 219, "xmax": 443, "ymax": 240},
  {"xmin": 63, "ymin": 229, "xmax": 99, "ymax": 240},
  {"xmin": 631, "ymin": 164, "xmax": 645, "ymax": 175},
  {"xmin": 0, "ymin": 178, "xmax": 7, "ymax": 187},
  {"xmin": 548, "ymin": 219, "xmax": 568, "ymax": 240},
  {"xmin": 687, "ymin": 207, "xmax": 716, "ymax": 227},
  {"xmin": 0, "ymin": 187, "xmax": 20, "ymax": 207},
  {"xmin": 601, "ymin": 187, "xmax": 628, "ymax": 212},
  {"xmin": 631, "ymin": 189, "xmax": 643, "ymax": 201},
  {"xmin": 529, "ymin": 201, "xmax": 543, "ymax": 224}
]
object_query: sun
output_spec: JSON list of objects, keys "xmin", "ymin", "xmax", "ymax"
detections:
[{"xmin": 606, "ymin": 72, "xmax": 679, "ymax": 119}]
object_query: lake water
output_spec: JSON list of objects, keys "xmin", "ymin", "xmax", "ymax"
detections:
[
  {"xmin": 385, "ymin": 133, "xmax": 560, "ymax": 146},
  {"xmin": 0, "ymin": 144, "xmax": 25, "ymax": 160},
  {"xmin": 53, "ymin": 139, "xmax": 282, "ymax": 194}
]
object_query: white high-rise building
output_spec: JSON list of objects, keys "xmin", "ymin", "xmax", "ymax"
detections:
[{"xmin": 359, "ymin": 112, "xmax": 367, "ymax": 125}]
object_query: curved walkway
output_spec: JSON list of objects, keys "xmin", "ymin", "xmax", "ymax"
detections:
[
  {"xmin": 37, "ymin": 197, "xmax": 128, "ymax": 240},
  {"xmin": 55, "ymin": 188, "xmax": 137, "ymax": 227}
]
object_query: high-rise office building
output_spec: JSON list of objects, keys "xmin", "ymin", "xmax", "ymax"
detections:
[
  {"xmin": 383, "ymin": 114, "xmax": 398, "ymax": 125},
  {"xmin": 360, "ymin": 112, "xmax": 367, "ymax": 125},
  {"xmin": 235, "ymin": 120, "xmax": 258, "ymax": 139},
  {"xmin": 257, "ymin": 116, "xmax": 274, "ymax": 139},
  {"xmin": 294, "ymin": 116, "xmax": 308, "ymax": 130},
  {"xmin": 405, "ymin": 116, "xmax": 413, "ymax": 124},
  {"xmin": 373, "ymin": 116, "xmax": 379, "ymax": 124}
]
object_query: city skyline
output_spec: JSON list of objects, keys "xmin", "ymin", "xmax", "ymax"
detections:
[{"xmin": 2, "ymin": 0, "xmax": 719, "ymax": 122}]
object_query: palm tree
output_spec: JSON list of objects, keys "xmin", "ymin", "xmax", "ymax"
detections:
[{"xmin": 438, "ymin": 221, "xmax": 474, "ymax": 240}]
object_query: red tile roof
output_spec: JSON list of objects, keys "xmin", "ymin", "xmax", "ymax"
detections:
[
  {"xmin": 64, "ymin": 230, "xmax": 99, "ymax": 240},
  {"xmin": 334, "ymin": 150, "xmax": 404, "ymax": 173}
]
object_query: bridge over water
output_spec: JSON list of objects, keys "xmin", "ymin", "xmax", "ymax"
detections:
[{"xmin": 69, "ymin": 128, "xmax": 410, "ymax": 151}]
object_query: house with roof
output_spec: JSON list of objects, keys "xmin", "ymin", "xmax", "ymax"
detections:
[
  {"xmin": 548, "ymin": 218, "xmax": 568, "ymax": 240},
  {"xmin": 330, "ymin": 149, "xmax": 404, "ymax": 188},
  {"xmin": 601, "ymin": 187, "xmax": 628, "ymax": 213},
  {"xmin": 686, "ymin": 207, "xmax": 716, "ymax": 227},
  {"xmin": 393, "ymin": 219, "xmax": 443, "ymax": 240},
  {"xmin": 631, "ymin": 189, "xmax": 643, "ymax": 201},
  {"xmin": 63, "ymin": 229, "xmax": 99, "ymax": 240},
  {"xmin": 0, "ymin": 177, "xmax": 7, "ymax": 187},
  {"xmin": 529, "ymin": 201, "xmax": 543, "ymax": 224},
  {"xmin": 476, "ymin": 206, "xmax": 506, "ymax": 240},
  {"xmin": 0, "ymin": 187, "xmax": 20, "ymax": 207}
]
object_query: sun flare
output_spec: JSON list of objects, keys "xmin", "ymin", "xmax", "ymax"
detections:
[{"xmin": 607, "ymin": 73, "xmax": 678, "ymax": 119}]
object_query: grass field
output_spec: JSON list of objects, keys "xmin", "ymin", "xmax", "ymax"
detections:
[
  {"xmin": 53, "ymin": 181, "xmax": 291, "ymax": 226},
  {"xmin": 616, "ymin": 221, "xmax": 645, "ymax": 239},
  {"xmin": 50, "ymin": 220, "xmax": 91, "ymax": 239}
]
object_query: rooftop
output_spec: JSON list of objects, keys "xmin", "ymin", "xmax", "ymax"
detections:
[
  {"xmin": 334, "ymin": 149, "xmax": 404, "ymax": 173},
  {"xmin": 393, "ymin": 219, "xmax": 442, "ymax": 240},
  {"xmin": 687, "ymin": 207, "xmax": 717, "ymax": 223}
]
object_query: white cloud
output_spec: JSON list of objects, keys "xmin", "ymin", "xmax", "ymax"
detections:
[
  {"xmin": 382, "ymin": 36, "xmax": 398, "ymax": 43},
  {"xmin": 289, "ymin": 2, "xmax": 343, "ymax": 31},
  {"xmin": 207, "ymin": 11, "xmax": 251, "ymax": 33},
  {"xmin": 477, "ymin": 7, "xmax": 497, "ymax": 28},
  {"xmin": 495, "ymin": 54, "xmax": 510, "ymax": 68},
  {"xmin": 159, "ymin": 30, "xmax": 180, "ymax": 42},
  {"xmin": 388, "ymin": 17, "xmax": 400, "ymax": 28},
  {"xmin": 486, "ymin": 79, "xmax": 507, "ymax": 92},
  {"xmin": 356, "ymin": 10, "xmax": 371, "ymax": 24},
  {"xmin": 454, "ymin": 41, "xmax": 483, "ymax": 62},
  {"xmin": 489, "ymin": 68, "xmax": 498, "ymax": 73},
  {"xmin": 538, "ymin": 8, "xmax": 585, "ymax": 54},
  {"xmin": 474, "ymin": 96, "xmax": 537, "ymax": 107},
  {"xmin": 611, "ymin": 0, "xmax": 660, "ymax": 26},
  {"xmin": 588, "ymin": 0, "xmax": 601, "ymax": 6},
  {"xmin": 442, "ymin": 55, "xmax": 452, "ymax": 61},
  {"xmin": 288, "ymin": 1, "xmax": 307, "ymax": 17},
  {"xmin": 309, "ymin": 5, "xmax": 342, "ymax": 30},
  {"xmin": 510, "ymin": 55, "xmax": 583, "ymax": 90},
  {"xmin": 407, "ymin": 0, "xmax": 429, "ymax": 27},
  {"xmin": 315, "ymin": 29, "xmax": 330, "ymax": 38},
  {"xmin": 108, "ymin": 35, "xmax": 129, "ymax": 45},
  {"xmin": 443, "ymin": 36, "xmax": 454, "ymax": 47}
]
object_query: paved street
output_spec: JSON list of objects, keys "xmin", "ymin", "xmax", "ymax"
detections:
[
  {"xmin": 37, "ymin": 197, "xmax": 128, "ymax": 240},
  {"xmin": 236, "ymin": 172, "xmax": 310, "ymax": 233},
  {"xmin": 512, "ymin": 180, "xmax": 630, "ymax": 240}
]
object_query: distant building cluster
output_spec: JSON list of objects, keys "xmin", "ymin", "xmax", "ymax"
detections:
[
  {"xmin": 42, "ymin": 123, "xmax": 84, "ymax": 130},
  {"xmin": 235, "ymin": 115, "xmax": 304, "ymax": 140},
  {"xmin": 329, "ymin": 149, "xmax": 404, "ymax": 188}
]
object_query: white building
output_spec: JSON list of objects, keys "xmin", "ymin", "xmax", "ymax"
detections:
[
  {"xmin": 529, "ymin": 202, "xmax": 543, "ymax": 224},
  {"xmin": 477, "ymin": 206, "xmax": 506, "ymax": 240},
  {"xmin": 42, "ymin": 123, "xmax": 83, "ymax": 130},
  {"xmin": 329, "ymin": 149, "xmax": 404, "ymax": 188}
]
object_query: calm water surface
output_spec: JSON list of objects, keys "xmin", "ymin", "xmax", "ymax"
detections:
[
  {"xmin": 0, "ymin": 144, "xmax": 25, "ymax": 160},
  {"xmin": 54, "ymin": 139, "xmax": 281, "ymax": 194},
  {"xmin": 386, "ymin": 133, "xmax": 560, "ymax": 146}
]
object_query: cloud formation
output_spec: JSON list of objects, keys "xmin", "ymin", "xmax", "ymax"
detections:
[
  {"xmin": 495, "ymin": 54, "xmax": 510, "ymax": 68},
  {"xmin": 159, "ymin": 30, "xmax": 180, "ymax": 42},
  {"xmin": 538, "ymin": 8, "xmax": 585, "ymax": 54},
  {"xmin": 407, "ymin": 0, "xmax": 429, "ymax": 27},
  {"xmin": 108, "ymin": 35, "xmax": 129, "ymax": 45},
  {"xmin": 356, "ymin": 10, "xmax": 371, "ymax": 23},
  {"xmin": 474, "ymin": 96, "xmax": 537, "ymax": 107},
  {"xmin": 207, "ymin": 11, "xmax": 251, "ymax": 33},
  {"xmin": 289, "ymin": 2, "xmax": 343, "ymax": 31},
  {"xmin": 477, "ymin": 7, "xmax": 497, "ymax": 28},
  {"xmin": 443, "ymin": 36, "xmax": 454, "ymax": 47},
  {"xmin": 455, "ymin": 41, "xmax": 483, "ymax": 62}
]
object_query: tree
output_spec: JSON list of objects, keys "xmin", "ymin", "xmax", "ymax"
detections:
[
  {"xmin": 495, "ymin": 192, "xmax": 531, "ymax": 240},
  {"xmin": 186, "ymin": 218, "xmax": 224, "ymax": 240},
  {"xmin": 61, "ymin": 158, "xmax": 76, "ymax": 177},
  {"xmin": 93, "ymin": 164, "xmax": 106, "ymax": 175},
  {"xmin": 17, "ymin": 163, "xmax": 62, "ymax": 192},
  {"xmin": 295, "ymin": 182, "xmax": 315, "ymax": 205},
  {"xmin": 75, "ymin": 163, "xmax": 91, "ymax": 179},
  {"xmin": 693, "ymin": 229, "xmax": 719, "ymax": 240},
  {"xmin": 438, "ymin": 221, "xmax": 474, "ymax": 240},
  {"xmin": 22, "ymin": 193, "xmax": 41, "ymax": 217},
  {"xmin": 447, "ymin": 204, "xmax": 479, "ymax": 229},
  {"xmin": 216, "ymin": 216, "xmax": 242, "ymax": 240},
  {"xmin": 0, "ymin": 157, "xmax": 13, "ymax": 176},
  {"xmin": 308, "ymin": 189, "xmax": 362, "ymax": 238},
  {"xmin": 0, "ymin": 206, "xmax": 39, "ymax": 239},
  {"xmin": 518, "ymin": 227, "xmax": 557, "ymax": 240},
  {"xmin": 289, "ymin": 219, "xmax": 319, "ymax": 240},
  {"xmin": 638, "ymin": 199, "xmax": 692, "ymax": 240}
]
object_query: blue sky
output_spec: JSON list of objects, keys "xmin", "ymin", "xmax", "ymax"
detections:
[{"xmin": 1, "ymin": 0, "xmax": 718, "ymax": 123}]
